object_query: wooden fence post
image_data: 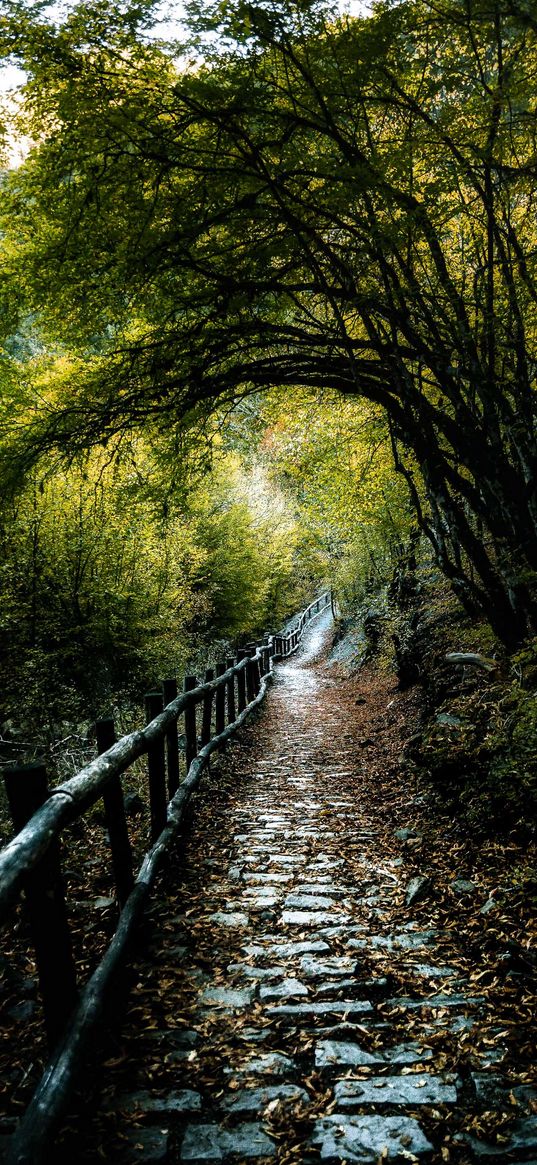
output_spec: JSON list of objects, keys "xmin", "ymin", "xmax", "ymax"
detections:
[
  {"xmin": 215, "ymin": 662, "xmax": 226, "ymax": 734},
  {"xmin": 236, "ymin": 650, "xmax": 247, "ymax": 713},
  {"xmin": 145, "ymin": 692, "xmax": 167, "ymax": 842},
  {"xmin": 162, "ymin": 678, "xmax": 180, "ymax": 799},
  {"xmin": 96, "ymin": 719, "xmax": 134, "ymax": 908},
  {"xmin": 259, "ymin": 639, "xmax": 270, "ymax": 676},
  {"xmin": 201, "ymin": 668, "xmax": 214, "ymax": 746},
  {"xmin": 245, "ymin": 650, "xmax": 257, "ymax": 703},
  {"xmin": 252, "ymin": 653, "xmax": 261, "ymax": 695},
  {"xmin": 3, "ymin": 762, "xmax": 78, "ymax": 1050},
  {"xmin": 226, "ymin": 658, "xmax": 236, "ymax": 723},
  {"xmin": 246, "ymin": 644, "xmax": 260, "ymax": 693},
  {"xmin": 184, "ymin": 676, "xmax": 198, "ymax": 770}
]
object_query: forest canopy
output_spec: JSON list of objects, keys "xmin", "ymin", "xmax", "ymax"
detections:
[{"xmin": 1, "ymin": 0, "xmax": 537, "ymax": 654}]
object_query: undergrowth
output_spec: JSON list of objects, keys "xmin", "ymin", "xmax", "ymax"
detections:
[{"xmin": 342, "ymin": 556, "xmax": 537, "ymax": 845}]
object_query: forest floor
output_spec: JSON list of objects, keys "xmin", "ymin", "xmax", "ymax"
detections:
[{"xmin": 3, "ymin": 610, "xmax": 537, "ymax": 1164}]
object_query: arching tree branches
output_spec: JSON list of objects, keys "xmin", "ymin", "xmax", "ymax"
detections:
[{"xmin": 2, "ymin": 0, "xmax": 537, "ymax": 642}]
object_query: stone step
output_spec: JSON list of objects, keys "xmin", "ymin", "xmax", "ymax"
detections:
[
  {"xmin": 116, "ymin": 1089, "xmax": 201, "ymax": 1116},
  {"xmin": 315, "ymin": 1039, "xmax": 434, "ymax": 1068},
  {"xmin": 259, "ymin": 978, "xmax": 309, "ymax": 1001},
  {"xmin": 220, "ymin": 1083, "xmax": 309, "ymax": 1114},
  {"xmin": 281, "ymin": 909, "xmax": 352, "ymax": 926},
  {"xmin": 312, "ymin": 1114, "xmax": 433, "ymax": 1162},
  {"xmin": 315, "ymin": 977, "xmax": 361, "ymax": 997},
  {"xmin": 284, "ymin": 893, "xmax": 346, "ymax": 909},
  {"xmin": 266, "ymin": 999, "xmax": 373, "ymax": 1019},
  {"xmin": 384, "ymin": 993, "xmax": 484, "ymax": 1011},
  {"xmin": 244, "ymin": 939, "xmax": 331, "ymax": 958},
  {"xmin": 334, "ymin": 1073, "xmax": 458, "ymax": 1107},
  {"xmin": 348, "ymin": 930, "xmax": 438, "ymax": 951},
  {"xmin": 227, "ymin": 963, "xmax": 285, "ymax": 980},
  {"xmin": 181, "ymin": 1123, "xmax": 275, "ymax": 1162},
  {"xmin": 199, "ymin": 987, "xmax": 255, "ymax": 1009},
  {"xmin": 208, "ymin": 911, "xmax": 249, "ymax": 928},
  {"xmin": 225, "ymin": 1052, "xmax": 295, "ymax": 1077},
  {"xmin": 300, "ymin": 955, "xmax": 359, "ymax": 977}
]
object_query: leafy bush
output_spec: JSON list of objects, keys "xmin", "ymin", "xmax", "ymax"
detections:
[
  {"xmin": 401, "ymin": 596, "xmax": 537, "ymax": 836},
  {"xmin": 0, "ymin": 443, "xmax": 325, "ymax": 750}
]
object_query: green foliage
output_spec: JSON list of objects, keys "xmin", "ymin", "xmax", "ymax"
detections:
[
  {"xmin": 252, "ymin": 387, "xmax": 415, "ymax": 609},
  {"xmin": 0, "ymin": 454, "xmax": 194, "ymax": 722},
  {"xmin": 396, "ymin": 588, "xmax": 537, "ymax": 835},
  {"xmin": 2, "ymin": 0, "xmax": 537, "ymax": 794},
  {"xmin": 186, "ymin": 454, "xmax": 325, "ymax": 637},
  {"xmin": 418, "ymin": 678, "xmax": 537, "ymax": 838},
  {"xmin": 2, "ymin": 0, "xmax": 537, "ymax": 641},
  {"xmin": 0, "ymin": 439, "xmax": 325, "ymax": 743}
]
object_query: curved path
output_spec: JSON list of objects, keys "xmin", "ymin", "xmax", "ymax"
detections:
[{"xmin": 62, "ymin": 611, "xmax": 537, "ymax": 1164}]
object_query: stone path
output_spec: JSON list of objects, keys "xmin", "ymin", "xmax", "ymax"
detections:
[{"xmin": 63, "ymin": 611, "xmax": 537, "ymax": 1165}]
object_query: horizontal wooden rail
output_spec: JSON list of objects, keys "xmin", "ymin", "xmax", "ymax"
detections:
[
  {"xmin": 0, "ymin": 593, "xmax": 331, "ymax": 920},
  {"xmin": 6, "ymin": 672, "xmax": 274, "ymax": 1165},
  {"xmin": 2, "ymin": 589, "xmax": 331, "ymax": 1165},
  {"xmin": 0, "ymin": 660, "xmax": 252, "ymax": 920},
  {"xmin": 272, "ymin": 590, "xmax": 331, "ymax": 661}
]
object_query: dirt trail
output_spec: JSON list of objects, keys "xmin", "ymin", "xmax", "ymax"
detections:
[{"xmin": 56, "ymin": 612, "xmax": 536, "ymax": 1164}]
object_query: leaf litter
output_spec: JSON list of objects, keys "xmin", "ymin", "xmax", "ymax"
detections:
[{"xmin": 0, "ymin": 617, "xmax": 536, "ymax": 1163}]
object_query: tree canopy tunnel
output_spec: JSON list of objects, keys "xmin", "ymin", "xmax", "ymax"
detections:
[{"xmin": 2, "ymin": 0, "xmax": 537, "ymax": 645}]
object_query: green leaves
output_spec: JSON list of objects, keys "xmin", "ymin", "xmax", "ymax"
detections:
[
  {"xmin": 1, "ymin": 0, "xmax": 537, "ymax": 641},
  {"xmin": 184, "ymin": 0, "xmax": 339, "ymax": 53}
]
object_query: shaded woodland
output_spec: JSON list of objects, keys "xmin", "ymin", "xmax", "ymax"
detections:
[
  {"xmin": 1, "ymin": 4, "xmax": 537, "ymax": 1161},
  {"xmin": 0, "ymin": 0, "xmax": 536, "ymax": 860}
]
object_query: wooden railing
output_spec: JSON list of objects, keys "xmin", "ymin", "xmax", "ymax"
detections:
[{"xmin": 1, "ymin": 590, "xmax": 331, "ymax": 1165}]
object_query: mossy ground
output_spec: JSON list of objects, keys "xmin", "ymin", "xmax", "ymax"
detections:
[{"xmin": 338, "ymin": 575, "xmax": 537, "ymax": 888}]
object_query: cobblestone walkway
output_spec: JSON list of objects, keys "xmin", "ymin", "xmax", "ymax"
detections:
[{"xmin": 71, "ymin": 611, "xmax": 537, "ymax": 1165}]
